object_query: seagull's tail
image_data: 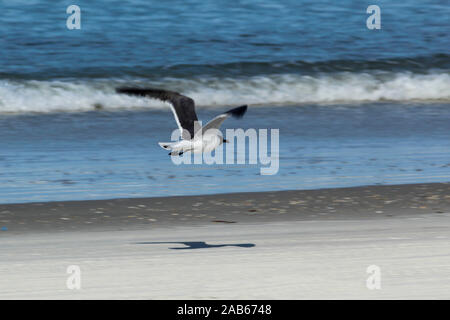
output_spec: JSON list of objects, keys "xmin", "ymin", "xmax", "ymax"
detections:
[{"xmin": 158, "ymin": 142, "xmax": 174, "ymax": 150}]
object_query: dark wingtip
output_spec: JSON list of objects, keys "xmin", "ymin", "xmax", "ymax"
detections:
[
  {"xmin": 115, "ymin": 87, "xmax": 146, "ymax": 96},
  {"xmin": 226, "ymin": 105, "xmax": 248, "ymax": 119}
]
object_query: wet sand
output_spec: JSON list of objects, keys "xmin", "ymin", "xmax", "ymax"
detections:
[{"xmin": 1, "ymin": 183, "xmax": 449, "ymax": 234}]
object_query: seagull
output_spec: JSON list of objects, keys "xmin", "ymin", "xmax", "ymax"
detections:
[{"xmin": 116, "ymin": 87, "xmax": 247, "ymax": 156}]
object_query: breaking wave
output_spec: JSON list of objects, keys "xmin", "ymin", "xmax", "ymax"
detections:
[{"xmin": 0, "ymin": 71, "xmax": 449, "ymax": 114}]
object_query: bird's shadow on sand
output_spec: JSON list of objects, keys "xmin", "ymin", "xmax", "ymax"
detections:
[{"xmin": 135, "ymin": 241, "xmax": 255, "ymax": 250}]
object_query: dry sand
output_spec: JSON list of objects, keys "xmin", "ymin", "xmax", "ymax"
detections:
[{"xmin": 0, "ymin": 183, "xmax": 449, "ymax": 299}]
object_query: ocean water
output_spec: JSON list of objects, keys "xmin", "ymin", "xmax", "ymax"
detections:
[{"xmin": 1, "ymin": 0, "xmax": 449, "ymax": 203}]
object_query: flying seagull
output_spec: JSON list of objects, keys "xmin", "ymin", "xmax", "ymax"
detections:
[{"xmin": 116, "ymin": 87, "xmax": 247, "ymax": 156}]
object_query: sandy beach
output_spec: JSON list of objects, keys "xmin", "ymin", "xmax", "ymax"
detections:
[
  {"xmin": 2, "ymin": 0, "xmax": 449, "ymax": 302},
  {"xmin": 1, "ymin": 183, "xmax": 450, "ymax": 299}
]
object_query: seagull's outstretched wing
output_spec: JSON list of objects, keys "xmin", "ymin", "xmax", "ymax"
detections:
[
  {"xmin": 116, "ymin": 87, "xmax": 198, "ymax": 139},
  {"xmin": 197, "ymin": 105, "xmax": 247, "ymax": 138}
]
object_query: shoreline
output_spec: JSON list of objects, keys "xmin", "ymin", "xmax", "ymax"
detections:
[{"xmin": 1, "ymin": 182, "xmax": 449, "ymax": 234}]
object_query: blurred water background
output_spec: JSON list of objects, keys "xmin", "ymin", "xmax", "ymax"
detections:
[{"xmin": 1, "ymin": 0, "xmax": 449, "ymax": 203}]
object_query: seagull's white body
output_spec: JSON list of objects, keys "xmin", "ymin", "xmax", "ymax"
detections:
[
  {"xmin": 159, "ymin": 130, "xmax": 222, "ymax": 155},
  {"xmin": 115, "ymin": 87, "xmax": 247, "ymax": 156}
]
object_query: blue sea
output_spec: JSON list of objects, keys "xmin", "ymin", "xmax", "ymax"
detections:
[{"xmin": 1, "ymin": 0, "xmax": 449, "ymax": 203}]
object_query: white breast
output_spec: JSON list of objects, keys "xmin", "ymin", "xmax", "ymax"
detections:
[
  {"xmin": 170, "ymin": 133, "xmax": 222, "ymax": 155},
  {"xmin": 191, "ymin": 133, "xmax": 221, "ymax": 154}
]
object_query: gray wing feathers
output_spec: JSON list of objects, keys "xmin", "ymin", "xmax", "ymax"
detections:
[
  {"xmin": 198, "ymin": 105, "xmax": 248, "ymax": 137},
  {"xmin": 115, "ymin": 87, "xmax": 198, "ymax": 139},
  {"xmin": 199, "ymin": 114, "xmax": 228, "ymax": 136},
  {"xmin": 116, "ymin": 88, "xmax": 247, "ymax": 140}
]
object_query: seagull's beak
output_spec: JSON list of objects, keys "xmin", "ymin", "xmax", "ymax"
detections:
[{"xmin": 223, "ymin": 139, "xmax": 229, "ymax": 143}]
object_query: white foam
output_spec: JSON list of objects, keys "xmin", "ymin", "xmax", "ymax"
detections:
[{"xmin": 0, "ymin": 72, "xmax": 449, "ymax": 114}]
